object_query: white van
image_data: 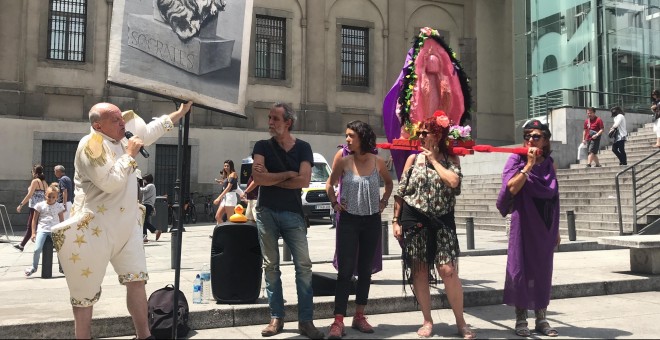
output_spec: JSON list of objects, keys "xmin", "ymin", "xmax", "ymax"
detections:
[{"xmin": 239, "ymin": 153, "xmax": 332, "ymax": 226}]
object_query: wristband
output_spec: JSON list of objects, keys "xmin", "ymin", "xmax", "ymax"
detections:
[{"xmin": 520, "ymin": 170, "xmax": 529, "ymax": 178}]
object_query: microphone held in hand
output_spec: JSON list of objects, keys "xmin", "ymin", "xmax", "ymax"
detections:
[{"xmin": 124, "ymin": 131, "xmax": 150, "ymax": 158}]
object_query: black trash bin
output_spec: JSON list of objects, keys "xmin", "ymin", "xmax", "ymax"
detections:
[
  {"xmin": 154, "ymin": 196, "xmax": 169, "ymax": 233},
  {"xmin": 210, "ymin": 222, "xmax": 262, "ymax": 304}
]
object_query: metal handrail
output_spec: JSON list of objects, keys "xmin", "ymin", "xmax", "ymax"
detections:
[
  {"xmin": 615, "ymin": 148, "xmax": 660, "ymax": 235},
  {"xmin": 532, "ymin": 88, "xmax": 655, "ymax": 118},
  {"xmin": 0, "ymin": 204, "xmax": 15, "ymax": 241}
]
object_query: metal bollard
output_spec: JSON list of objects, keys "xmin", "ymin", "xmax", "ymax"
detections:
[
  {"xmin": 283, "ymin": 243, "xmax": 292, "ymax": 261},
  {"xmin": 170, "ymin": 229, "xmax": 179, "ymax": 269},
  {"xmin": 381, "ymin": 221, "xmax": 389, "ymax": 255},
  {"xmin": 41, "ymin": 234, "xmax": 53, "ymax": 278},
  {"xmin": 466, "ymin": 217, "xmax": 475, "ymax": 250},
  {"xmin": 566, "ymin": 210, "xmax": 576, "ymax": 241}
]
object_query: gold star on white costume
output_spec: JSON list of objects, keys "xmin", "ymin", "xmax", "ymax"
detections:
[
  {"xmin": 81, "ymin": 267, "xmax": 92, "ymax": 278},
  {"xmin": 91, "ymin": 226, "xmax": 102, "ymax": 237},
  {"xmin": 97, "ymin": 204, "xmax": 108, "ymax": 215},
  {"xmin": 69, "ymin": 253, "xmax": 81, "ymax": 264},
  {"xmin": 74, "ymin": 234, "xmax": 87, "ymax": 247}
]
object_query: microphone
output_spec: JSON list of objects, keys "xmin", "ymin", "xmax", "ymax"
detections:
[{"xmin": 124, "ymin": 131, "xmax": 150, "ymax": 158}]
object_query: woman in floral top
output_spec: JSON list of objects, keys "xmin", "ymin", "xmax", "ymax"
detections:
[{"xmin": 392, "ymin": 112, "xmax": 475, "ymax": 339}]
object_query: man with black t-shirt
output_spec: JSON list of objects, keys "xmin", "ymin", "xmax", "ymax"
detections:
[
  {"xmin": 54, "ymin": 165, "xmax": 74, "ymax": 219},
  {"xmin": 251, "ymin": 102, "xmax": 323, "ymax": 339}
]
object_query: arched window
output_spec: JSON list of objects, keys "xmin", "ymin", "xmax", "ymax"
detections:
[{"xmin": 543, "ymin": 55, "xmax": 558, "ymax": 72}]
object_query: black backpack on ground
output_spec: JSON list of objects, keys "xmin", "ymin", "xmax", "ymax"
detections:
[{"xmin": 147, "ymin": 284, "xmax": 190, "ymax": 339}]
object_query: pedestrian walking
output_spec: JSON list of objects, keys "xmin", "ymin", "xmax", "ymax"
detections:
[
  {"xmin": 213, "ymin": 160, "xmax": 243, "ymax": 224},
  {"xmin": 54, "ymin": 165, "xmax": 73, "ymax": 220},
  {"xmin": 140, "ymin": 173, "xmax": 161, "ymax": 242},
  {"xmin": 609, "ymin": 106, "xmax": 628, "ymax": 166},
  {"xmin": 582, "ymin": 107, "xmax": 604, "ymax": 167},
  {"xmin": 14, "ymin": 164, "xmax": 49, "ymax": 252},
  {"xmin": 651, "ymin": 89, "xmax": 660, "ymax": 148},
  {"xmin": 24, "ymin": 183, "xmax": 65, "ymax": 277}
]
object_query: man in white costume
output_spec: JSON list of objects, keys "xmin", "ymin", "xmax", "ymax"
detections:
[{"xmin": 52, "ymin": 100, "xmax": 192, "ymax": 339}]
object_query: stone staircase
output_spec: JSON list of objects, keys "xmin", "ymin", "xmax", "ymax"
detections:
[{"xmin": 455, "ymin": 122, "xmax": 660, "ymax": 238}]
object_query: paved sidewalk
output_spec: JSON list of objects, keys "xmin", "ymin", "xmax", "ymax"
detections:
[
  {"xmin": 0, "ymin": 222, "xmax": 657, "ymax": 338},
  {"xmin": 133, "ymin": 291, "xmax": 660, "ymax": 339}
]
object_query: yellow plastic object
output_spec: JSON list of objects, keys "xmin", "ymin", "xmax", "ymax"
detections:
[{"xmin": 229, "ymin": 205, "xmax": 248, "ymax": 223}]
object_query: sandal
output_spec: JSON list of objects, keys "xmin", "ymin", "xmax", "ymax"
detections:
[
  {"xmin": 417, "ymin": 324, "xmax": 433, "ymax": 338},
  {"xmin": 535, "ymin": 319, "xmax": 558, "ymax": 337},
  {"xmin": 458, "ymin": 325, "xmax": 477, "ymax": 339},
  {"xmin": 515, "ymin": 320, "xmax": 530, "ymax": 337}
]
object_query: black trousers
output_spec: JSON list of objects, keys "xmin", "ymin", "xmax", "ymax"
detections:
[
  {"xmin": 334, "ymin": 212, "xmax": 381, "ymax": 316},
  {"xmin": 612, "ymin": 140, "xmax": 627, "ymax": 165},
  {"xmin": 143, "ymin": 204, "xmax": 157, "ymax": 235},
  {"xmin": 19, "ymin": 208, "xmax": 36, "ymax": 247}
]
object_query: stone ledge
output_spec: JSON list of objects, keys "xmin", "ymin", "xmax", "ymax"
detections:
[
  {"xmin": 598, "ymin": 235, "xmax": 660, "ymax": 248},
  {"xmin": 3, "ymin": 276, "xmax": 659, "ymax": 339},
  {"xmin": 598, "ymin": 236, "xmax": 660, "ymax": 274}
]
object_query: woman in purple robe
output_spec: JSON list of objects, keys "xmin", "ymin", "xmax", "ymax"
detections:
[{"xmin": 496, "ymin": 119, "xmax": 561, "ymax": 337}]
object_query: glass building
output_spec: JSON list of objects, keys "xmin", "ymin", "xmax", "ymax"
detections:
[{"xmin": 514, "ymin": 0, "xmax": 660, "ymax": 123}]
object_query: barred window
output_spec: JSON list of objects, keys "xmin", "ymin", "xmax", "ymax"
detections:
[
  {"xmin": 255, "ymin": 15, "xmax": 286, "ymax": 79},
  {"xmin": 48, "ymin": 0, "xmax": 87, "ymax": 62},
  {"xmin": 41, "ymin": 140, "xmax": 78, "ymax": 184},
  {"xmin": 155, "ymin": 144, "xmax": 191, "ymax": 200},
  {"xmin": 341, "ymin": 26, "xmax": 369, "ymax": 87}
]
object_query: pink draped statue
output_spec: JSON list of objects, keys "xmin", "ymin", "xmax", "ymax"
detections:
[{"xmin": 400, "ymin": 39, "xmax": 465, "ymax": 138}]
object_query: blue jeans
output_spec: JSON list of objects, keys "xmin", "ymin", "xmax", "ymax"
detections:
[
  {"xmin": 32, "ymin": 231, "xmax": 51, "ymax": 270},
  {"xmin": 256, "ymin": 206, "xmax": 314, "ymax": 321}
]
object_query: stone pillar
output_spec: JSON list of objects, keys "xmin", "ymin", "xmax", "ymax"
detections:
[
  {"xmin": 386, "ymin": 0, "xmax": 406, "ymax": 88},
  {"xmin": 302, "ymin": 1, "xmax": 327, "ymax": 132}
]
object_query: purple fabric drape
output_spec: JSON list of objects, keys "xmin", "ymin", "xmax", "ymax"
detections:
[
  {"xmin": 496, "ymin": 154, "xmax": 560, "ymax": 310},
  {"xmin": 332, "ymin": 145, "xmax": 383, "ymax": 274},
  {"xmin": 382, "ymin": 48, "xmax": 416, "ymax": 180}
]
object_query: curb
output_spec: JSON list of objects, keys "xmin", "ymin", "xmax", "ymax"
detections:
[
  {"xmin": 0, "ymin": 276, "xmax": 660, "ymax": 339},
  {"xmin": 4, "ymin": 273, "xmax": 659, "ymax": 338},
  {"xmin": 0, "ymin": 241, "xmax": 629, "ymax": 339}
]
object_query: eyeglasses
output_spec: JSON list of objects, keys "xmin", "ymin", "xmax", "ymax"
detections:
[{"xmin": 523, "ymin": 134, "xmax": 543, "ymax": 141}]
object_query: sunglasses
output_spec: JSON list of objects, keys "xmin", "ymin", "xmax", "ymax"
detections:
[
  {"xmin": 418, "ymin": 131, "xmax": 430, "ymax": 137},
  {"xmin": 523, "ymin": 133, "xmax": 543, "ymax": 141}
]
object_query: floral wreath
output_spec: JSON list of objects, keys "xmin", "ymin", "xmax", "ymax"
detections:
[
  {"xmin": 406, "ymin": 110, "xmax": 473, "ymax": 147},
  {"xmin": 397, "ymin": 27, "xmax": 473, "ymax": 141}
]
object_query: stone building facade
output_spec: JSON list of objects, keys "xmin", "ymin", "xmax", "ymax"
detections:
[{"xmin": 0, "ymin": 0, "xmax": 514, "ymax": 225}]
